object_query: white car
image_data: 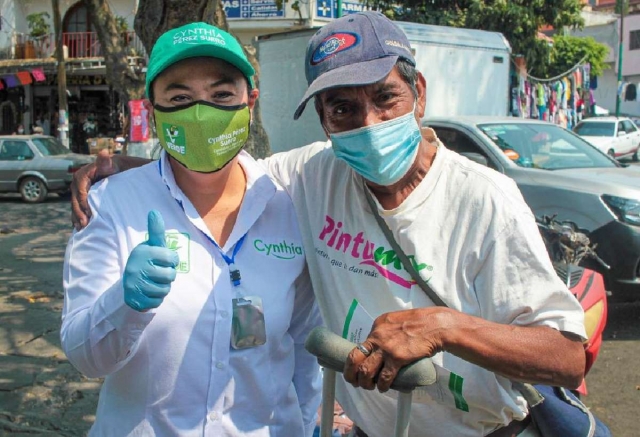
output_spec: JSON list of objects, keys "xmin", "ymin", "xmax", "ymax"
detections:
[{"xmin": 574, "ymin": 117, "xmax": 640, "ymax": 161}]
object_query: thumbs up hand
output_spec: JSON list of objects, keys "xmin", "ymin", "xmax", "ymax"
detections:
[{"xmin": 123, "ymin": 210, "xmax": 180, "ymax": 312}]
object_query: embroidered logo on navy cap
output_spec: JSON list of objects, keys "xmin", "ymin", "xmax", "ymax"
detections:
[{"xmin": 311, "ymin": 33, "xmax": 360, "ymax": 65}]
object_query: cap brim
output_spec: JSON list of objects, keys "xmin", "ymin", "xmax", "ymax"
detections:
[
  {"xmin": 146, "ymin": 44, "xmax": 256, "ymax": 98},
  {"xmin": 293, "ymin": 56, "xmax": 398, "ymax": 120}
]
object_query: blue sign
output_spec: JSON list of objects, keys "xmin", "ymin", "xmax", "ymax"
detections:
[
  {"xmin": 316, "ymin": 0, "xmax": 368, "ymax": 19},
  {"xmin": 316, "ymin": 0, "xmax": 333, "ymax": 18},
  {"xmin": 224, "ymin": 0, "xmax": 284, "ymax": 19},
  {"xmin": 342, "ymin": 1, "xmax": 368, "ymax": 14}
]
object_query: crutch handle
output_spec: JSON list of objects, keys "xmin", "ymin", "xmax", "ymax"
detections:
[{"xmin": 305, "ymin": 326, "xmax": 436, "ymax": 392}]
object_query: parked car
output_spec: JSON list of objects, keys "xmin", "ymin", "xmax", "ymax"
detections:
[
  {"xmin": 0, "ymin": 135, "xmax": 95, "ymax": 203},
  {"xmin": 573, "ymin": 116, "xmax": 640, "ymax": 161},
  {"xmin": 424, "ymin": 116, "xmax": 640, "ymax": 301}
]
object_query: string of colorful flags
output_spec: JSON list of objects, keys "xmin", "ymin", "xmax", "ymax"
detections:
[{"xmin": 0, "ymin": 68, "xmax": 46, "ymax": 90}]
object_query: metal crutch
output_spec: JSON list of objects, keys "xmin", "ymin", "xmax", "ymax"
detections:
[{"xmin": 305, "ymin": 326, "xmax": 437, "ymax": 437}]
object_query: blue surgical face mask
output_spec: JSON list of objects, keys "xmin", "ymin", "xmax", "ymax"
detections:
[{"xmin": 329, "ymin": 104, "xmax": 421, "ymax": 186}]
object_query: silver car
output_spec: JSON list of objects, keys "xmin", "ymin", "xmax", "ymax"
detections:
[
  {"xmin": 424, "ymin": 116, "xmax": 640, "ymax": 301},
  {"xmin": 0, "ymin": 135, "xmax": 95, "ymax": 203}
]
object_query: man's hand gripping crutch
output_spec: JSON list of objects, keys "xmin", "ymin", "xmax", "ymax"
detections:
[{"xmin": 305, "ymin": 327, "xmax": 436, "ymax": 437}]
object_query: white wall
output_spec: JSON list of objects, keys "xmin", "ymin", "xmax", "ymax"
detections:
[
  {"xmin": 592, "ymin": 67, "xmax": 640, "ymax": 116},
  {"xmin": 622, "ymin": 14, "xmax": 640, "ymax": 76},
  {"xmin": 0, "ymin": 0, "xmax": 18, "ymax": 58},
  {"xmin": 571, "ymin": 12, "xmax": 640, "ymax": 116},
  {"xmin": 13, "ymin": 0, "xmax": 138, "ymax": 36}
]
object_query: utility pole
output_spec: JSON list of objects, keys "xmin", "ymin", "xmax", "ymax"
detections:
[
  {"xmin": 52, "ymin": 0, "xmax": 69, "ymax": 148},
  {"xmin": 615, "ymin": 0, "xmax": 626, "ymax": 118}
]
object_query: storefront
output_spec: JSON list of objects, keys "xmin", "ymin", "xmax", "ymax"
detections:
[
  {"xmin": 0, "ymin": 59, "xmax": 123, "ymax": 153},
  {"xmin": 33, "ymin": 72, "xmax": 122, "ymax": 153},
  {"xmin": 0, "ymin": 60, "xmax": 54, "ymax": 135}
]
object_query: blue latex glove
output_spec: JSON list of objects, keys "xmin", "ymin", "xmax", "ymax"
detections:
[{"xmin": 123, "ymin": 210, "xmax": 179, "ymax": 312}]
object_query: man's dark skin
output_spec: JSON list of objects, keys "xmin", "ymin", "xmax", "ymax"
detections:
[{"xmin": 71, "ymin": 151, "xmax": 145, "ymax": 230}]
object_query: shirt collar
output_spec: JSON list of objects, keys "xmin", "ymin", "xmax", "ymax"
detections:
[{"xmin": 157, "ymin": 149, "xmax": 278, "ymax": 250}]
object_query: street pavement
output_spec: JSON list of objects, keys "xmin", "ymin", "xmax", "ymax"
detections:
[
  {"xmin": 0, "ymin": 166, "xmax": 639, "ymax": 435},
  {"xmin": 0, "ymin": 196, "xmax": 101, "ymax": 436}
]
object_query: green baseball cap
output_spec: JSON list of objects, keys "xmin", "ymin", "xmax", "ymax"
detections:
[{"xmin": 145, "ymin": 22, "xmax": 255, "ymax": 98}]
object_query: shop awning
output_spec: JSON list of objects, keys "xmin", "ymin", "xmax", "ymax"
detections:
[
  {"xmin": 15, "ymin": 71, "xmax": 33, "ymax": 85},
  {"xmin": 1, "ymin": 74, "xmax": 19, "ymax": 88}
]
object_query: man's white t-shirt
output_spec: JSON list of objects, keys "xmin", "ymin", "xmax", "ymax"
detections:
[{"xmin": 264, "ymin": 142, "xmax": 586, "ymax": 437}]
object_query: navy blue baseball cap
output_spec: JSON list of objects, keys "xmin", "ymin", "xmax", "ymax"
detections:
[{"xmin": 293, "ymin": 11, "xmax": 415, "ymax": 120}]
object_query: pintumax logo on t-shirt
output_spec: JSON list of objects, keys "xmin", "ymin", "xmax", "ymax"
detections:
[{"xmin": 317, "ymin": 214, "xmax": 433, "ymax": 289}]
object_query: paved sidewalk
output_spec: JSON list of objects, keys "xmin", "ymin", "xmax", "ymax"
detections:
[{"xmin": 0, "ymin": 197, "xmax": 100, "ymax": 436}]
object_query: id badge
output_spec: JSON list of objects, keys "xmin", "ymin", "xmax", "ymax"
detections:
[{"xmin": 231, "ymin": 296, "xmax": 267, "ymax": 350}]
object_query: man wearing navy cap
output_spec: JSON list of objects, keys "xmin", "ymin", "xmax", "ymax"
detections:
[{"xmin": 71, "ymin": 12, "xmax": 586, "ymax": 437}]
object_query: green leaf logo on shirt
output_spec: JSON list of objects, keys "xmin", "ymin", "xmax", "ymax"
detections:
[
  {"xmin": 162, "ymin": 123, "xmax": 186, "ymax": 155},
  {"xmin": 145, "ymin": 231, "xmax": 190, "ymax": 273},
  {"xmin": 166, "ymin": 235, "xmax": 181, "ymax": 251}
]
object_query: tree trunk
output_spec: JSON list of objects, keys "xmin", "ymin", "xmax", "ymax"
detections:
[
  {"xmin": 52, "ymin": 0, "xmax": 68, "ymax": 148},
  {"xmin": 133, "ymin": 0, "xmax": 271, "ymax": 158},
  {"xmin": 83, "ymin": 0, "xmax": 145, "ymax": 103}
]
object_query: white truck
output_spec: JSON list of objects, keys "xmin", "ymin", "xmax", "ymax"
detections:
[{"xmin": 256, "ymin": 21, "xmax": 512, "ymax": 153}]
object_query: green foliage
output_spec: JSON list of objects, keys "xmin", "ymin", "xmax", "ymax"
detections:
[
  {"xmin": 115, "ymin": 16, "xmax": 129, "ymax": 34},
  {"xmin": 540, "ymin": 35, "xmax": 609, "ymax": 78},
  {"xmin": 367, "ymin": 0, "xmax": 586, "ymax": 78},
  {"xmin": 26, "ymin": 12, "xmax": 51, "ymax": 38},
  {"xmin": 615, "ymin": 0, "xmax": 629, "ymax": 15}
]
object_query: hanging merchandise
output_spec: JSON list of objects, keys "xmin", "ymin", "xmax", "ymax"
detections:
[
  {"xmin": 625, "ymin": 84, "xmax": 637, "ymax": 102},
  {"xmin": 129, "ymin": 100, "xmax": 150, "ymax": 142},
  {"xmin": 510, "ymin": 56, "xmax": 592, "ymax": 128},
  {"xmin": 619, "ymin": 82, "xmax": 628, "ymax": 100}
]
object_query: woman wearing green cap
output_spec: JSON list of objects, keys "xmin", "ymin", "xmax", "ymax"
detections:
[{"xmin": 61, "ymin": 22, "xmax": 321, "ymax": 436}]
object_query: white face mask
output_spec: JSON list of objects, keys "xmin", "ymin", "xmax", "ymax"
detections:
[{"xmin": 17, "ymin": 128, "xmax": 24, "ymax": 134}]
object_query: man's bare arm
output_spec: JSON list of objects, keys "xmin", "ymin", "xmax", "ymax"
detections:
[
  {"xmin": 344, "ymin": 307, "xmax": 585, "ymax": 393},
  {"xmin": 71, "ymin": 150, "xmax": 152, "ymax": 230}
]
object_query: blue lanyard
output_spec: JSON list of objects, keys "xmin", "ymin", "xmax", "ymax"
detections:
[
  {"xmin": 214, "ymin": 235, "xmax": 246, "ymax": 287},
  {"xmin": 158, "ymin": 158, "xmax": 246, "ymax": 287}
]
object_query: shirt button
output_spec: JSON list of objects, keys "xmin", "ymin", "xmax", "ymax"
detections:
[
  {"xmin": 220, "ymin": 310, "xmax": 229, "ymax": 318},
  {"xmin": 209, "ymin": 411, "xmax": 218, "ymax": 421},
  {"xmin": 216, "ymin": 361, "xmax": 225, "ymax": 370}
]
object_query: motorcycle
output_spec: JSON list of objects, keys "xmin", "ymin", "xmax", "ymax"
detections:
[{"xmin": 536, "ymin": 215, "xmax": 610, "ymax": 396}]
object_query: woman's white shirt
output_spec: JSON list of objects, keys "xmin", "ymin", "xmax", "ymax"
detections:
[{"xmin": 62, "ymin": 150, "xmax": 322, "ymax": 437}]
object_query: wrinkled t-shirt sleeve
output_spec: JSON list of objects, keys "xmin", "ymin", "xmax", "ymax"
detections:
[{"xmin": 473, "ymin": 210, "xmax": 587, "ymax": 340}]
